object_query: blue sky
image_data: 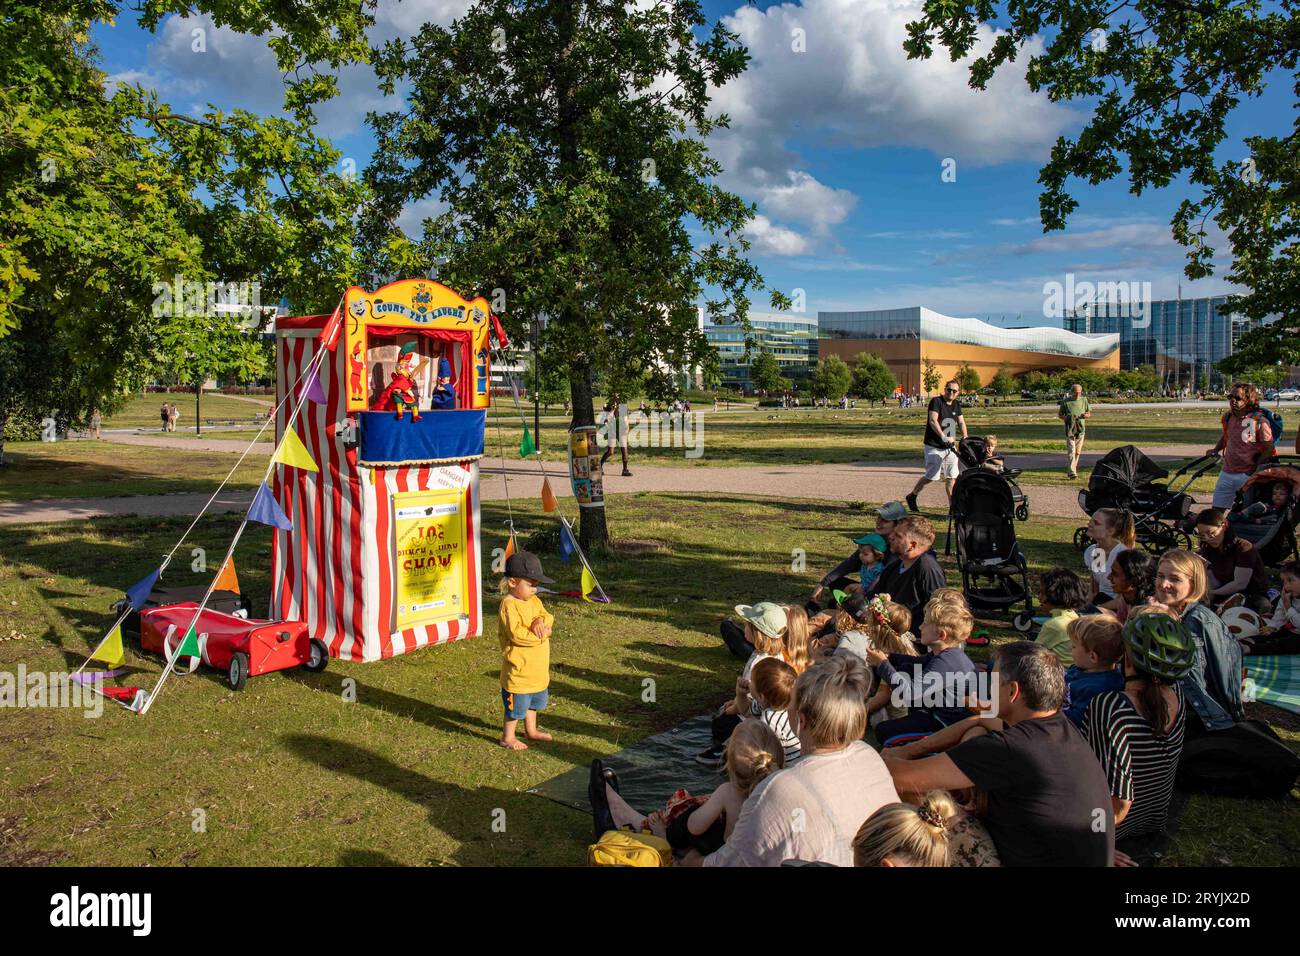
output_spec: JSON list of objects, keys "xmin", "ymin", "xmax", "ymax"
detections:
[{"xmin": 90, "ymin": 0, "xmax": 1291, "ymax": 326}]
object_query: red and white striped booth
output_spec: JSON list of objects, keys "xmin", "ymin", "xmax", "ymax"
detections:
[{"xmin": 272, "ymin": 279, "xmax": 509, "ymax": 661}]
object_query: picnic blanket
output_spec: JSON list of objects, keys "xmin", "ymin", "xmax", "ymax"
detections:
[
  {"xmin": 528, "ymin": 714, "xmax": 724, "ymax": 813},
  {"xmin": 1245, "ymin": 655, "xmax": 1300, "ymax": 716}
]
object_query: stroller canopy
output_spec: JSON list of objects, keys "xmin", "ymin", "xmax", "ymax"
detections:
[
  {"xmin": 1088, "ymin": 445, "xmax": 1168, "ymax": 492},
  {"xmin": 952, "ymin": 467, "xmax": 1017, "ymax": 517},
  {"xmin": 957, "ymin": 436, "xmax": 991, "ymax": 469}
]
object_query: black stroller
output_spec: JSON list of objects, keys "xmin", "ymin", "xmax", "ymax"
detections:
[
  {"xmin": 956, "ymin": 437, "xmax": 1029, "ymax": 521},
  {"xmin": 1227, "ymin": 456, "xmax": 1300, "ymax": 564},
  {"xmin": 950, "ymin": 468, "xmax": 1035, "ymax": 632},
  {"xmin": 1074, "ymin": 445, "xmax": 1219, "ymax": 554}
]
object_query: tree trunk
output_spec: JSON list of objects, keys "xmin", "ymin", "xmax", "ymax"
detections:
[{"xmin": 569, "ymin": 356, "xmax": 609, "ymax": 552}]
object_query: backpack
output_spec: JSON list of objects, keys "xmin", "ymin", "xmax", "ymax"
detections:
[
  {"xmin": 1177, "ymin": 719, "xmax": 1300, "ymax": 798},
  {"xmin": 1222, "ymin": 408, "xmax": 1284, "ymax": 449},
  {"xmin": 587, "ymin": 829, "xmax": 673, "ymax": 867}
]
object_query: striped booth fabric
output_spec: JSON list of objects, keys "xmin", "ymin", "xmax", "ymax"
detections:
[{"xmin": 272, "ymin": 280, "xmax": 508, "ymax": 662}]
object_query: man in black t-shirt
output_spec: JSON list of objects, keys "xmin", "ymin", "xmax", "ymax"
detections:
[
  {"xmin": 883, "ymin": 641, "xmax": 1114, "ymax": 866},
  {"xmin": 867, "ymin": 515, "xmax": 946, "ymax": 627},
  {"xmin": 906, "ymin": 380, "xmax": 967, "ymax": 513}
]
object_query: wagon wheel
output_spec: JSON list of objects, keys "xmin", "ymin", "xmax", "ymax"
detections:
[
  {"xmin": 1012, "ymin": 612, "xmax": 1036, "ymax": 634},
  {"xmin": 1073, "ymin": 528, "xmax": 1091, "ymax": 551},
  {"xmin": 303, "ymin": 638, "xmax": 329, "ymax": 673},
  {"xmin": 228, "ymin": 651, "xmax": 249, "ymax": 691}
]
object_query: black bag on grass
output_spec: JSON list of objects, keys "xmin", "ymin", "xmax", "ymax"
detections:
[
  {"xmin": 1176, "ymin": 719, "xmax": 1300, "ymax": 798},
  {"xmin": 112, "ymin": 583, "xmax": 251, "ymax": 641}
]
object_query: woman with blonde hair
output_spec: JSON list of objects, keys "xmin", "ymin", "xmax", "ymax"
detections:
[
  {"xmin": 782, "ymin": 605, "xmax": 811, "ymax": 674},
  {"xmin": 693, "ymin": 656, "xmax": 900, "ymax": 867},
  {"xmin": 1150, "ymin": 549, "xmax": 1243, "ymax": 733},
  {"xmin": 1083, "ymin": 507, "xmax": 1136, "ymax": 605},
  {"xmin": 852, "ymin": 790, "xmax": 998, "ymax": 867}
]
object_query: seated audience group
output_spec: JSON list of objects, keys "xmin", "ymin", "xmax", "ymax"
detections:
[{"xmin": 592, "ymin": 468, "xmax": 1296, "ymax": 867}]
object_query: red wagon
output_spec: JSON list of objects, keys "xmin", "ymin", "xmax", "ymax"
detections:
[{"xmin": 140, "ymin": 602, "xmax": 327, "ymax": 690}]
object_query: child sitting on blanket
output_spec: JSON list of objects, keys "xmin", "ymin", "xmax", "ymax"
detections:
[
  {"xmin": 1062, "ymin": 613, "xmax": 1125, "ymax": 726},
  {"xmin": 866, "ymin": 592, "xmax": 977, "ymax": 743},
  {"xmin": 697, "ymin": 601, "xmax": 789, "ymax": 766},
  {"xmin": 1244, "ymin": 559, "xmax": 1300, "ymax": 656},
  {"xmin": 743, "ymin": 657, "xmax": 802, "ymax": 763},
  {"xmin": 834, "ymin": 596, "xmax": 916, "ymax": 727},
  {"xmin": 640, "ymin": 720, "xmax": 786, "ymax": 860}
]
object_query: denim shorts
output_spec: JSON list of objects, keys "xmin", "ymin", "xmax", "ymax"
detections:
[{"xmin": 502, "ymin": 687, "xmax": 549, "ymax": 720}]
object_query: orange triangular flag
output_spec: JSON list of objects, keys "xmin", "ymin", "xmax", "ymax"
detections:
[
  {"xmin": 213, "ymin": 557, "xmax": 240, "ymax": 594},
  {"xmin": 504, "ymin": 533, "xmax": 517, "ymax": 561},
  {"xmin": 541, "ymin": 477, "xmax": 558, "ymax": 513}
]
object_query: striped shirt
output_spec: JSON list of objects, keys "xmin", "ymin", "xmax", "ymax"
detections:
[
  {"xmin": 1083, "ymin": 685, "xmax": 1185, "ymax": 840},
  {"xmin": 758, "ymin": 708, "xmax": 801, "ymax": 764}
]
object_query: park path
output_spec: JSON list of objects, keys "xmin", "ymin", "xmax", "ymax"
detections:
[{"xmin": 0, "ymin": 443, "xmax": 1211, "ymax": 526}]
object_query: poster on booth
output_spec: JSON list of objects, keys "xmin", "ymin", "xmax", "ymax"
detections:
[
  {"xmin": 393, "ymin": 488, "xmax": 470, "ymax": 630},
  {"xmin": 568, "ymin": 426, "xmax": 604, "ymax": 508}
]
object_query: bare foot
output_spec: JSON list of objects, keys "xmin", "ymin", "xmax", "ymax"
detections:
[
  {"xmin": 498, "ymin": 738, "xmax": 528, "ymax": 750},
  {"xmin": 525, "ymin": 730, "xmax": 553, "ymax": 742}
]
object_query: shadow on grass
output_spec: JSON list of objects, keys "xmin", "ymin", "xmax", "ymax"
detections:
[{"xmin": 281, "ymin": 734, "xmax": 587, "ymax": 865}]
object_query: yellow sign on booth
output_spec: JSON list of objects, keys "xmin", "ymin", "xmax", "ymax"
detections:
[
  {"xmin": 342, "ymin": 278, "xmax": 498, "ymax": 412},
  {"xmin": 393, "ymin": 488, "xmax": 470, "ymax": 631}
]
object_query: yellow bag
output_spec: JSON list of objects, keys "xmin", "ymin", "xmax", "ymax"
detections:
[{"xmin": 587, "ymin": 829, "xmax": 672, "ymax": 867}]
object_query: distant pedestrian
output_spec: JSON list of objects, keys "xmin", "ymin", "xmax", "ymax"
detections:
[
  {"xmin": 160, "ymin": 402, "xmax": 169, "ymax": 431},
  {"xmin": 1058, "ymin": 383, "xmax": 1091, "ymax": 480},
  {"xmin": 89, "ymin": 408, "xmax": 102, "ymax": 440}
]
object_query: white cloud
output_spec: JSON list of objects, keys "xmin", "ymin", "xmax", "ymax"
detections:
[
  {"xmin": 711, "ymin": 0, "xmax": 1076, "ymax": 169},
  {"xmin": 745, "ymin": 215, "xmax": 814, "ymax": 256},
  {"xmin": 700, "ymin": 0, "xmax": 1078, "ymax": 257}
]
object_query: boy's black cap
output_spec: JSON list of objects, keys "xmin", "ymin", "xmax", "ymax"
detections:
[{"xmin": 505, "ymin": 550, "xmax": 554, "ymax": 585}]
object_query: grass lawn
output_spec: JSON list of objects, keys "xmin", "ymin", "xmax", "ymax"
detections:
[
  {"xmin": 0, "ymin": 441, "xmax": 270, "ymax": 502},
  {"xmin": 102, "ymin": 393, "xmax": 272, "ymax": 430},
  {"xmin": 0, "ymin": 493, "xmax": 1296, "ymax": 866}
]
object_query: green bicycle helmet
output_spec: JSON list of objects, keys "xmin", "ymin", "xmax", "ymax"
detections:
[{"xmin": 1123, "ymin": 613, "xmax": 1197, "ymax": 681}]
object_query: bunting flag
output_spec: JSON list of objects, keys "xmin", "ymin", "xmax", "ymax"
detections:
[
  {"xmin": 322, "ymin": 302, "xmax": 344, "ymax": 350},
  {"xmin": 90, "ymin": 623, "xmax": 125, "ymax": 667},
  {"xmin": 519, "ymin": 424, "xmax": 536, "ymax": 458},
  {"xmin": 503, "ymin": 532, "xmax": 517, "ymax": 562},
  {"xmin": 541, "ymin": 477, "xmax": 558, "ymax": 513},
  {"xmin": 558, "ymin": 521, "xmax": 575, "ymax": 563},
  {"xmin": 125, "ymin": 568, "xmax": 162, "ymax": 611},
  {"xmin": 248, "ymin": 482, "xmax": 293, "ymax": 530},
  {"xmin": 273, "ymin": 428, "xmax": 319, "ymax": 473},
  {"xmin": 581, "ymin": 565, "xmax": 609, "ymax": 604},
  {"xmin": 174, "ymin": 623, "xmax": 201, "ymax": 660},
  {"xmin": 299, "ymin": 365, "xmax": 327, "ymax": 404},
  {"xmin": 212, "ymin": 556, "xmax": 240, "ymax": 594}
]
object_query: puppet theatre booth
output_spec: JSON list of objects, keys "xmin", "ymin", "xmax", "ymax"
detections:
[{"xmin": 273, "ymin": 279, "xmax": 509, "ymax": 662}]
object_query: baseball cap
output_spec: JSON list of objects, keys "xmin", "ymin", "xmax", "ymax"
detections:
[
  {"xmin": 851, "ymin": 532, "xmax": 889, "ymax": 554},
  {"xmin": 734, "ymin": 601, "xmax": 788, "ymax": 639},
  {"xmin": 876, "ymin": 501, "xmax": 907, "ymax": 522},
  {"xmin": 505, "ymin": 550, "xmax": 554, "ymax": 585}
]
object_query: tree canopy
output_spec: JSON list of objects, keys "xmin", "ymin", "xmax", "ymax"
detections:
[{"xmin": 905, "ymin": 0, "xmax": 1300, "ymax": 334}]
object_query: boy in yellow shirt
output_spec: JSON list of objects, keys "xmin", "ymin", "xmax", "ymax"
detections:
[{"xmin": 498, "ymin": 551, "xmax": 556, "ymax": 750}]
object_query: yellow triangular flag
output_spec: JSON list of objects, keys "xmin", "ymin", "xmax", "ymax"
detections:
[
  {"xmin": 273, "ymin": 428, "xmax": 319, "ymax": 473},
  {"xmin": 541, "ymin": 477, "xmax": 558, "ymax": 513},
  {"xmin": 581, "ymin": 565, "xmax": 598, "ymax": 603},
  {"xmin": 91, "ymin": 623, "xmax": 125, "ymax": 667},
  {"xmin": 212, "ymin": 557, "xmax": 240, "ymax": 594}
]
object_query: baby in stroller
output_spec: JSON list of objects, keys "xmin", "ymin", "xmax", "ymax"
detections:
[{"xmin": 1231, "ymin": 480, "xmax": 1292, "ymax": 526}]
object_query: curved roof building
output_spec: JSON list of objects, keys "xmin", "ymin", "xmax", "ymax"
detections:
[{"xmin": 817, "ymin": 306, "xmax": 1120, "ymax": 392}]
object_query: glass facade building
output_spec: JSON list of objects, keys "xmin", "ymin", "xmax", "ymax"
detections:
[
  {"xmin": 703, "ymin": 311, "xmax": 819, "ymax": 389},
  {"xmin": 1062, "ymin": 296, "xmax": 1273, "ymax": 390}
]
